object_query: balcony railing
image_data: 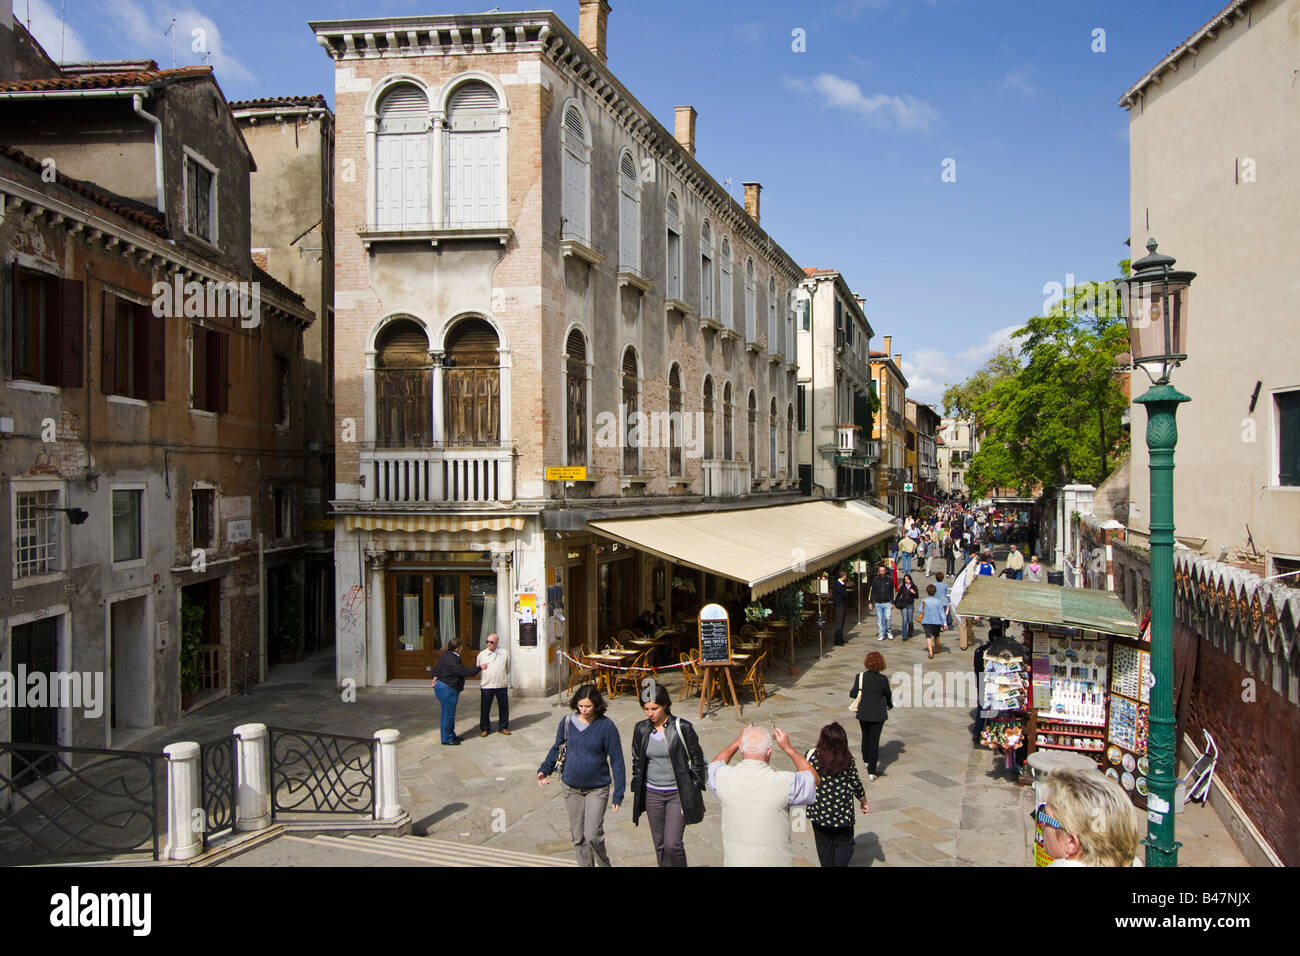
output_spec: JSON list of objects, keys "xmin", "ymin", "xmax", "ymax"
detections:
[
  {"xmin": 360, "ymin": 447, "xmax": 514, "ymax": 504},
  {"xmin": 701, "ymin": 459, "xmax": 750, "ymax": 497},
  {"xmin": 837, "ymin": 424, "xmax": 860, "ymax": 453},
  {"xmin": 861, "ymin": 439, "xmax": 881, "ymax": 462}
]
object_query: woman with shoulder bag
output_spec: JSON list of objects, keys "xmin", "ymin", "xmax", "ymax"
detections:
[
  {"xmin": 630, "ymin": 684, "xmax": 708, "ymax": 867},
  {"xmin": 849, "ymin": 651, "xmax": 893, "ymax": 781},
  {"xmin": 806, "ymin": 722, "xmax": 869, "ymax": 867},
  {"xmin": 894, "ymin": 573, "xmax": 918, "ymax": 641}
]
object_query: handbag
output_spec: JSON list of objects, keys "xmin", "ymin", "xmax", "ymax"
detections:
[
  {"xmin": 848, "ymin": 671, "xmax": 867, "ymax": 712},
  {"xmin": 554, "ymin": 715, "xmax": 571, "ymax": 774}
]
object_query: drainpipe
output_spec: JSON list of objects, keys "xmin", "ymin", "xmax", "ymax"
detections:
[{"xmin": 131, "ymin": 93, "xmax": 166, "ymax": 213}]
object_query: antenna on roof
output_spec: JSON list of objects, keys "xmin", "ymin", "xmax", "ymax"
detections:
[{"xmin": 164, "ymin": 18, "xmax": 177, "ymax": 69}]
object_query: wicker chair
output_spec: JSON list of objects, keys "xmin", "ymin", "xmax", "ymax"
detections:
[
  {"xmin": 678, "ymin": 651, "xmax": 703, "ymax": 701},
  {"xmin": 740, "ymin": 623, "xmax": 759, "ymax": 639},
  {"xmin": 616, "ymin": 629, "xmax": 640, "ymax": 648},
  {"xmin": 613, "ymin": 649, "xmax": 649, "ymax": 698},
  {"xmin": 565, "ymin": 648, "xmax": 596, "ymax": 695},
  {"xmin": 738, "ymin": 652, "xmax": 768, "ymax": 704}
]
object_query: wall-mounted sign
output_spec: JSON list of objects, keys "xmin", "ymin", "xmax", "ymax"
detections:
[
  {"xmin": 227, "ymin": 519, "xmax": 252, "ymax": 543},
  {"xmin": 545, "ymin": 466, "xmax": 587, "ymax": 481},
  {"xmin": 304, "ymin": 518, "xmax": 334, "ymax": 532},
  {"xmin": 222, "ymin": 496, "xmax": 251, "ymax": 520},
  {"xmin": 904, "ymin": 483, "xmax": 914, "ymax": 492}
]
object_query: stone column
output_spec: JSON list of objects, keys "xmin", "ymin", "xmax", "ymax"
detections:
[
  {"xmin": 233, "ymin": 723, "xmax": 271, "ymax": 832},
  {"xmin": 492, "ymin": 551, "xmax": 512, "ymax": 652},
  {"xmin": 366, "ymin": 549, "xmax": 387, "ymax": 687},
  {"xmin": 163, "ymin": 741, "xmax": 202, "ymax": 861},
  {"xmin": 430, "ymin": 351, "xmax": 445, "ymax": 446},
  {"xmin": 373, "ymin": 728, "xmax": 402, "ymax": 821}
]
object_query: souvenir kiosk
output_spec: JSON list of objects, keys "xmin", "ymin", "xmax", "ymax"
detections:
[{"xmin": 954, "ymin": 575, "xmax": 1148, "ymax": 863}]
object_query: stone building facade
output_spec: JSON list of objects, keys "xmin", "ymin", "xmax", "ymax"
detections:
[
  {"xmin": 314, "ymin": 3, "xmax": 809, "ymax": 695},
  {"xmin": 870, "ymin": 339, "xmax": 908, "ymax": 517}
]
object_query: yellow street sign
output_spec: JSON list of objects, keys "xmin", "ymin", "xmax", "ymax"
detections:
[{"xmin": 545, "ymin": 466, "xmax": 587, "ymax": 481}]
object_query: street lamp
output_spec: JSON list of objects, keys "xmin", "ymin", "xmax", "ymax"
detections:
[{"xmin": 1118, "ymin": 238, "xmax": 1196, "ymax": 868}]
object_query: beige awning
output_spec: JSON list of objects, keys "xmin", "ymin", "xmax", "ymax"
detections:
[
  {"xmin": 342, "ymin": 514, "xmax": 526, "ymax": 533},
  {"xmin": 589, "ymin": 500, "xmax": 895, "ymax": 598},
  {"xmin": 956, "ymin": 574, "xmax": 1140, "ymax": 638}
]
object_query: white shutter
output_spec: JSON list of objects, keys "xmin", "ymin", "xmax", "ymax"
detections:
[
  {"xmin": 619, "ymin": 155, "xmax": 638, "ymax": 270},
  {"xmin": 720, "ymin": 239, "xmax": 732, "ymax": 330},
  {"xmin": 447, "ymin": 82, "xmax": 501, "ymax": 227},
  {"xmin": 376, "ymin": 135, "xmax": 401, "ymax": 228},
  {"xmin": 401, "ymin": 134, "xmax": 429, "ymax": 227},
  {"xmin": 564, "ymin": 146, "xmax": 587, "ymax": 242}
]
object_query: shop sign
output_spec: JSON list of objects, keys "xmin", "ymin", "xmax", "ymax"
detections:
[{"xmin": 545, "ymin": 466, "xmax": 587, "ymax": 481}]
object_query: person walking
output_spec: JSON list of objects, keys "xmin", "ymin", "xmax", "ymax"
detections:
[
  {"xmin": 897, "ymin": 531, "xmax": 917, "ymax": 575},
  {"xmin": 831, "ymin": 569, "xmax": 849, "ymax": 646},
  {"xmin": 476, "ymin": 632, "xmax": 510, "ymax": 737},
  {"xmin": 805, "ymin": 722, "xmax": 869, "ymax": 867},
  {"xmin": 629, "ymin": 685, "xmax": 707, "ymax": 867},
  {"xmin": 1006, "ymin": 545, "xmax": 1025, "ymax": 580},
  {"xmin": 917, "ymin": 584, "xmax": 947, "ymax": 660},
  {"xmin": 849, "ymin": 651, "xmax": 893, "ymax": 780},
  {"xmin": 430, "ymin": 639, "xmax": 482, "ymax": 745},
  {"xmin": 707, "ymin": 726, "xmax": 819, "ymax": 867},
  {"xmin": 869, "ymin": 563, "xmax": 895, "ymax": 641},
  {"xmin": 537, "ymin": 684, "xmax": 625, "ymax": 867},
  {"xmin": 1025, "ymin": 554, "xmax": 1046, "ymax": 583},
  {"xmin": 894, "ymin": 573, "xmax": 919, "ymax": 641},
  {"xmin": 943, "ymin": 532, "xmax": 956, "ymax": 576}
]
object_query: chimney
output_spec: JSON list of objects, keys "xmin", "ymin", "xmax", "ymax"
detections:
[
  {"xmin": 743, "ymin": 182, "xmax": 762, "ymax": 226},
  {"xmin": 674, "ymin": 105, "xmax": 697, "ymax": 155},
  {"xmin": 894, "ymin": 353, "xmax": 903, "ymax": 370},
  {"xmin": 579, "ymin": 0, "xmax": 611, "ymax": 64},
  {"xmin": 882, "ymin": 335, "xmax": 892, "ymax": 356}
]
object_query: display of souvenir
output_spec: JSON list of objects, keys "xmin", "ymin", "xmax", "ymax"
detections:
[
  {"xmin": 1105, "ymin": 768, "xmax": 1120, "ymax": 782},
  {"xmin": 1138, "ymin": 755, "xmax": 1149, "ymax": 776},
  {"xmin": 1122, "ymin": 753, "xmax": 1136, "ymax": 773},
  {"xmin": 1136, "ymin": 777, "xmax": 1148, "ymax": 796},
  {"xmin": 1107, "ymin": 745, "xmax": 1122, "ymax": 765}
]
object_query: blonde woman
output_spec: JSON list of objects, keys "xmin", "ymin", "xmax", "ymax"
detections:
[{"xmin": 1036, "ymin": 768, "xmax": 1142, "ymax": 866}]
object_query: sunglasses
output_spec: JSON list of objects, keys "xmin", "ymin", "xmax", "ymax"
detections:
[{"xmin": 1031, "ymin": 804, "xmax": 1065, "ymax": 831}]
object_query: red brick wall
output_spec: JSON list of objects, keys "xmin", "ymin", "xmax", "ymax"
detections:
[{"xmin": 1186, "ymin": 631, "xmax": 1300, "ymax": 866}]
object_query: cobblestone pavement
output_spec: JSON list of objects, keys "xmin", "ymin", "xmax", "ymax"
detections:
[{"xmin": 132, "ymin": 583, "xmax": 1247, "ymax": 868}]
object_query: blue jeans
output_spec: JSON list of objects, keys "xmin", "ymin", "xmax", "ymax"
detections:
[
  {"xmin": 434, "ymin": 680, "xmax": 460, "ymax": 743},
  {"xmin": 899, "ymin": 552, "xmax": 913, "ymax": 575},
  {"xmin": 875, "ymin": 603, "xmax": 891, "ymax": 638},
  {"xmin": 901, "ymin": 606, "xmax": 915, "ymax": 640}
]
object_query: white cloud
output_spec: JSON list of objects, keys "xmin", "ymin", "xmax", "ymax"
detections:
[
  {"xmin": 88, "ymin": 0, "xmax": 255, "ymax": 86},
  {"xmin": 1000, "ymin": 67, "xmax": 1035, "ymax": 96},
  {"xmin": 895, "ymin": 325, "xmax": 1021, "ymax": 405},
  {"xmin": 784, "ymin": 73, "xmax": 937, "ymax": 132},
  {"xmin": 22, "ymin": 0, "xmax": 92, "ymax": 63}
]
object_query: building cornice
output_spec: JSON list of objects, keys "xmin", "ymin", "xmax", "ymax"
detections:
[
  {"xmin": 310, "ymin": 11, "xmax": 805, "ymax": 288},
  {"xmin": 1118, "ymin": 0, "xmax": 1252, "ymax": 109}
]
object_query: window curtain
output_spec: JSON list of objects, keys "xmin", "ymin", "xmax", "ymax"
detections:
[
  {"xmin": 401, "ymin": 595, "xmax": 421, "ymax": 651},
  {"xmin": 436, "ymin": 595, "xmax": 457, "ymax": 651}
]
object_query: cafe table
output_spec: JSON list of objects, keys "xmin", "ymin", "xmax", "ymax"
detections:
[{"xmin": 584, "ymin": 649, "xmax": 636, "ymax": 696}]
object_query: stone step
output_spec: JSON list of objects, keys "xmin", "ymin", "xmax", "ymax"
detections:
[{"xmin": 312, "ymin": 833, "xmax": 576, "ymax": 867}]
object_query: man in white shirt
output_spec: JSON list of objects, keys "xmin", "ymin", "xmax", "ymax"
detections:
[
  {"xmin": 707, "ymin": 725, "xmax": 820, "ymax": 866},
  {"xmin": 477, "ymin": 633, "xmax": 510, "ymax": 736}
]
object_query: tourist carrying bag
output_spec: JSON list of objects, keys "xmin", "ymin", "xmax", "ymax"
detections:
[
  {"xmin": 554, "ymin": 715, "xmax": 571, "ymax": 774},
  {"xmin": 848, "ymin": 672, "xmax": 867, "ymax": 712}
]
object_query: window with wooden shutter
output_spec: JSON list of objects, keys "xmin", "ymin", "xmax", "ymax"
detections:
[
  {"xmin": 744, "ymin": 259, "xmax": 755, "ymax": 343},
  {"xmin": 618, "ymin": 151, "xmax": 638, "ymax": 271},
  {"xmin": 768, "ymin": 277, "xmax": 777, "ymax": 352},
  {"xmin": 376, "ymin": 319, "xmax": 432, "ymax": 447},
  {"xmin": 444, "ymin": 318, "xmax": 499, "ymax": 446},
  {"xmin": 192, "ymin": 325, "xmax": 228, "ymax": 413},
  {"xmin": 665, "ymin": 192, "xmax": 681, "ymax": 299},
  {"xmin": 565, "ymin": 328, "xmax": 587, "ymax": 466},
  {"xmin": 769, "ymin": 396, "xmax": 778, "ymax": 475},
  {"xmin": 447, "ymin": 81, "xmax": 501, "ymax": 228},
  {"xmin": 723, "ymin": 382, "xmax": 734, "ymax": 460},
  {"xmin": 12, "ymin": 268, "xmax": 82, "ymax": 388},
  {"xmin": 700, "ymin": 221, "xmax": 713, "ymax": 318},
  {"xmin": 102, "ymin": 291, "xmax": 162, "ymax": 400},
  {"xmin": 787, "ymin": 404, "xmax": 795, "ymax": 476},
  {"xmin": 719, "ymin": 238, "xmax": 733, "ymax": 331},
  {"xmin": 668, "ymin": 363, "xmax": 682, "ymax": 477},
  {"xmin": 622, "ymin": 347, "xmax": 639, "ymax": 475},
  {"xmin": 703, "ymin": 376, "xmax": 715, "ymax": 460},
  {"xmin": 562, "ymin": 106, "xmax": 589, "ymax": 243},
  {"xmin": 747, "ymin": 390, "xmax": 757, "ymax": 474},
  {"xmin": 376, "ymin": 84, "xmax": 430, "ymax": 229}
]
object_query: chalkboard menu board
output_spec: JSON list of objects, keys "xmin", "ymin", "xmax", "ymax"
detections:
[{"xmin": 698, "ymin": 604, "xmax": 731, "ymax": 665}]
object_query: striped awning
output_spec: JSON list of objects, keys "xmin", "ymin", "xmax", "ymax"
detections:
[
  {"xmin": 341, "ymin": 514, "xmax": 526, "ymax": 533},
  {"xmin": 589, "ymin": 500, "xmax": 895, "ymax": 599}
]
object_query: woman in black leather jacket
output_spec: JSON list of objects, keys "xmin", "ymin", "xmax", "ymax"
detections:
[{"xmin": 629, "ymin": 684, "xmax": 707, "ymax": 867}]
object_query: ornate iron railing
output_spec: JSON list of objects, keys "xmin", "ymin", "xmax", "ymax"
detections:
[
  {"xmin": 267, "ymin": 727, "xmax": 375, "ymax": 816},
  {"xmin": 0, "ymin": 742, "xmax": 162, "ymax": 864},
  {"xmin": 199, "ymin": 736, "xmax": 237, "ymax": 845}
]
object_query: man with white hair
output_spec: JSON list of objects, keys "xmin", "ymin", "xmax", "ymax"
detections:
[{"xmin": 707, "ymin": 725, "xmax": 820, "ymax": 866}]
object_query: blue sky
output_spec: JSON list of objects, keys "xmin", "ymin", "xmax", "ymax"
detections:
[{"xmin": 18, "ymin": 0, "xmax": 1228, "ymax": 403}]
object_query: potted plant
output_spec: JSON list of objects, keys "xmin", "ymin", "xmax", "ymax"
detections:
[
  {"xmin": 670, "ymin": 576, "xmax": 696, "ymax": 595},
  {"xmin": 180, "ymin": 601, "xmax": 204, "ymax": 710}
]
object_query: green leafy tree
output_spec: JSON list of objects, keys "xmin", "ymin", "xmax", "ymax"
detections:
[
  {"xmin": 941, "ymin": 344, "xmax": 1020, "ymax": 426},
  {"xmin": 961, "ymin": 263, "xmax": 1132, "ymax": 497}
]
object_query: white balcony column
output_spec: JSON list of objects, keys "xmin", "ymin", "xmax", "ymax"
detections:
[
  {"xmin": 432, "ymin": 113, "xmax": 446, "ymax": 228},
  {"xmin": 162, "ymin": 741, "xmax": 202, "ymax": 861},
  {"xmin": 499, "ymin": 348, "xmax": 512, "ymax": 445},
  {"xmin": 373, "ymin": 728, "xmax": 402, "ymax": 821},
  {"xmin": 431, "ymin": 351, "xmax": 445, "ymax": 444},
  {"xmin": 365, "ymin": 549, "xmax": 388, "ymax": 687},
  {"xmin": 233, "ymin": 723, "xmax": 271, "ymax": 832}
]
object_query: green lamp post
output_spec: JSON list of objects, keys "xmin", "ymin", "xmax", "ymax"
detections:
[{"xmin": 1118, "ymin": 238, "xmax": 1196, "ymax": 867}]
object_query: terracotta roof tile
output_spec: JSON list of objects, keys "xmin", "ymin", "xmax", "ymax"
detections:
[
  {"xmin": 229, "ymin": 95, "xmax": 329, "ymax": 111},
  {"xmin": 252, "ymin": 264, "xmax": 307, "ymax": 308},
  {"xmin": 0, "ymin": 144, "xmax": 168, "ymax": 235},
  {"xmin": 0, "ymin": 65, "xmax": 210, "ymax": 92}
]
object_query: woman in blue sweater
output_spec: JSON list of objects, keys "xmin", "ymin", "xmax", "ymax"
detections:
[{"xmin": 537, "ymin": 683, "xmax": 626, "ymax": 867}]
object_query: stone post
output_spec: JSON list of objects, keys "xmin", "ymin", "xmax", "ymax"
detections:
[
  {"xmin": 163, "ymin": 741, "xmax": 202, "ymax": 861},
  {"xmin": 373, "ymin": 728, "xmax": 402, "ymax": 821},
  {"xmin": 234, "ymin": 722, "xmax": 272, "ymax": 832}
]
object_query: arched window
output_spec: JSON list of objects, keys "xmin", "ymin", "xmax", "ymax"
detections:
[
  {"xmin": 668, "ymin": 363, "xmax": 683, "ymax": 477},
  {"xmin": 375, "ymin": 318, "xmax": 431, "ymax": 447},
  {"xmin": 719, "ymin": 237, "xmax": 733, "ymax": 332},
  {"xmin": 444, "ymin": 318, "xmax": 500, "ymax": 445},
  {"xmin": 702, "ymin": 375, "xmax": 715, "ymax": 459},
  {"xmin": 785, "ymin": 290, "xmax": 794, "ymax": 363},
  {"xmin": 665, "ymin": 192, "xmax": 682, "ymax": 299},
  {"xmin": 747, "ymin": 389, "xmax": 757, "ymax": 478},
  {"xmin": 744, "ymin": 258, "xmax": 756, "ymax": 343},
  {"xmin": 446, "ymin": 81, "xmax": 502, "ymax": 227},
  {"xmin": 786, "ymin": 403, "xmax": 795, "ymax": 477},
  {"xmin": 618, "ymin": 151, "xmax": 639, "ymax": 271},
  {"xmin": 376, "ymin": 84, "xmax": 430, "ymax": 229},
  {"xmin": 565, "ymin": 328, "xmax": 588, "ymax": 466},
  {"xmin": 622, "ymin": 347, "xmax": 639, "ymax": 475},
  {"xmin": 562, "ymin": 104, "xmax": 590, "ymax": 242},
  {"xmin": 723, "ymin": 382, "xmax": 734, "ymax": 460},
  {"xmin": 699, "ymin": 220, "xmax": 714, "ymax": 318},
  {"xmin": 768, "ymin": 276, "xmax": 777, "ymax": 352},
  {"xmin": 770, "ymin": 396, "xmax": 778, "ymax": 476}
]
